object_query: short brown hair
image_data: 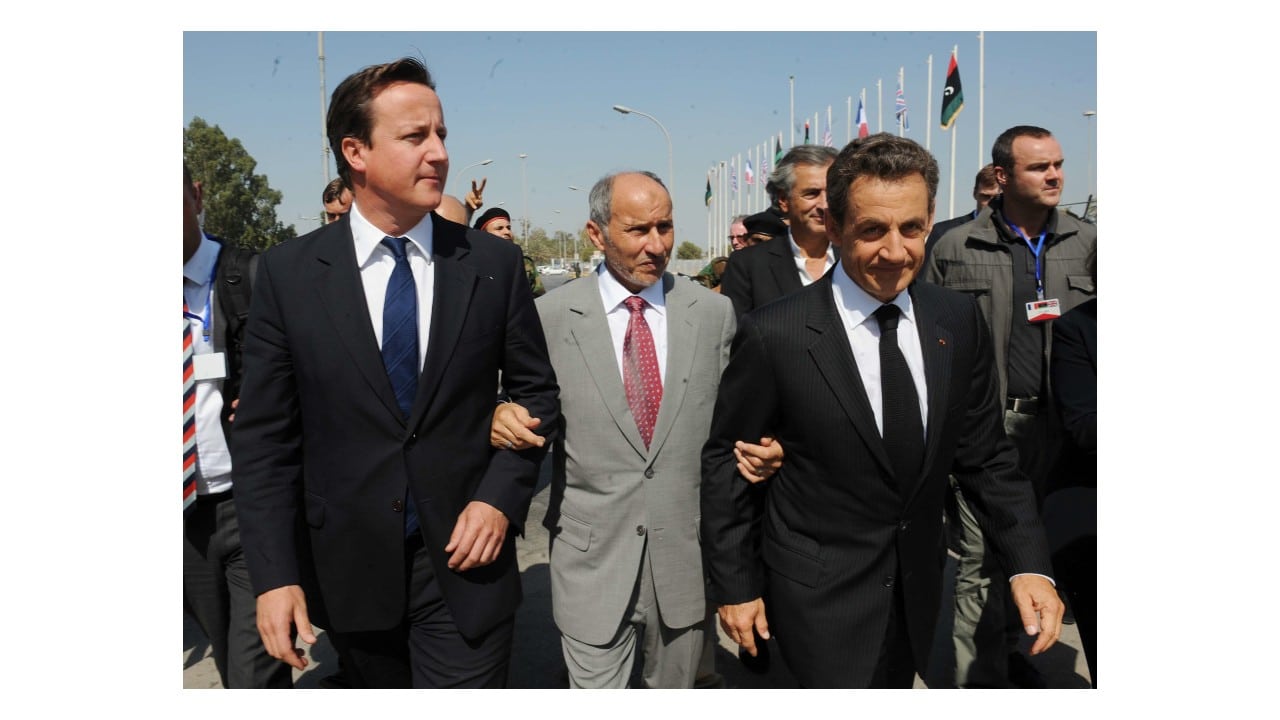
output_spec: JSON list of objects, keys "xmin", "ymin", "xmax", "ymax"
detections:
[
  {"xmin": 327, "ymin": 58, "xmax": 436, "ymax": 185},
  {"xmin": 973, "ymin": 163, "xmax": 999, "ymax": 192},
  {"xmin": 991, "ymin": 125, "xmax": 1052, "ymax": 172},
  {"xmin": 825, "ymin": 133, "xmax": 939, "ymax": 227},
  {"xmin": 322, "ymin": 176, "xmax": 350, "ymax": 204}
]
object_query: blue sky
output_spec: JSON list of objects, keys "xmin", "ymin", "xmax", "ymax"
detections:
[{"xmin": 183, "ymin": 31, "xmax": 1095, "ymax": 251}]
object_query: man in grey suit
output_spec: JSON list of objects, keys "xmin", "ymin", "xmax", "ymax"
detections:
[{"xmin": 523, "ymin": 171, "xmax": 744, "ymax": 687}]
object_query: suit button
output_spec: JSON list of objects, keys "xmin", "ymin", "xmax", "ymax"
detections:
[
  {"xmin": 898, "ymin": 520, "xmax": 910, "ymax": 531},
  {"xmin": 644, "ymin": 468, "xmax": 654, "ymax": 479},
  {"xmin": 636, "ymin": 525, "xmax": 646, "ymax": 536},
  {"xmin": 882, "ymin": 575, "xmax": 894, "ymax": 588},
  {"xmin": 407, "ymin": 433, "xmax": 417, "ymax": 446},
  {"xmin": 392, "ymin": 499, "xmax": 404, "ymax": 512}
]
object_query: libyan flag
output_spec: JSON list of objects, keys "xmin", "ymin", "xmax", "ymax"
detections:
[
  {"xmin": 940, "ymin": 50, "xmax": 964, "ymax": 130},
  {"xmin": 705, "ymin": 177, "xmax": 712, "ymax": 207}
]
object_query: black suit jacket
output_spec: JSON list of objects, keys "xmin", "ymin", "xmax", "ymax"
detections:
[
  {"xmin": 718, "ymin": 233, "xmax": 804, "ymax": 319},
  {"xmin": 231, "ymin": 212, "xmax": 559, "ymax": 638},
  {"xmin": 700, "ymin": 272, "xmax": 1051, "ymax": 687}
]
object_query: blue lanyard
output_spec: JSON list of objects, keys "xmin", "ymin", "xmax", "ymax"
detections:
[
  {"xmin": 1011, "ymin": 226, "xmax": 1048, "ymax": 300},
  {"xmin": 183, "ymin": 263, "xmax": 217, "ymax": 341}
]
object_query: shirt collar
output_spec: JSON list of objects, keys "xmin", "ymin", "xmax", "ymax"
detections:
[
  {"xmin": 830, "ymin": 263, "xmax": 916, "ymax": 332},
  {"xmin": 183, "ymin": 232, "xmax": 221, "ymax": 287},
  {"xmin": 350, "ymin": 202, "xmax": 435, "ymax": 267},
  {"xmin": 596, "ymin": 262, "xmax": 667, "ymax": 315},
  {"xmin": 788, "ymin": 229, "xmax": 835, "ymax": 263}
]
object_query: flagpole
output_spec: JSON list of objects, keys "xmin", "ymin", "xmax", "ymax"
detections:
[
  {"xmin": 708, "ymin": 168, "xmax": 714, "ymax": 257},
  {"xmin": 949, "ymin": 45, "xmax": 959, "ymax": 218},
  {"xmin": 926, "ymin": 54, "xmax": 933, "ymax": 152},
  {"xmin": 978, "ymin": 30, "xmax": 985, "ymax": 167},
  {"xmin": 847, "ymin": 96, "xmax": 852, "ymax": 144},
  {"xmin": 876, "ymin": 79, "xmax": 883, "ymax": 133},
  {"xmin": 789, "ymin": 75, "xmax": 795, "ymax": 149},
  {"xmin": 719, "ymin": 161, "xmax": 726, "ymax": 257},
  {"xmin": 737, "ymin": 152, "xmax": 743, "ymax": 220},
  {"xmin": 898, "ymin": 66, "xmax": 905, "ymax": 137}
]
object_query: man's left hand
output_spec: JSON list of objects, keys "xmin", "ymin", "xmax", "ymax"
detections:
[
  {"xmin": 1010, "ymin": 574, "xmax": 1064, "ymax": 655},
  {"xmin": 445, "ymin": 501, "xmax": 509, "ymax": 571}
]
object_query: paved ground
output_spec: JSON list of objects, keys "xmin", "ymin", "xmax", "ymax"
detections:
[{"xmin": 184, "ymin": 454, "xmax": 1092, "ymax": 689}]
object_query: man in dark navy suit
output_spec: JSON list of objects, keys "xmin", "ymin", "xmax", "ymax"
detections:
[{"xmin": 232, "ymin": 58, "xmax": 559, "ymax": 688}]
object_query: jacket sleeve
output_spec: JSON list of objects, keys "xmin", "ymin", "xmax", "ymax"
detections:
[
  {"xmin": 949, "ymin": 295, "xmax": 1054, "ymax": 578},
  {"xmin": 470, "ymin": 243, "xmax": 560, "ymax": 533},
  {"xmin": 701, "ymin": 313, "xmax": 775, "ymax": 604},
  {"xmin": 228, "ymin": 251, "xmax": 305, "ymax": 595}
]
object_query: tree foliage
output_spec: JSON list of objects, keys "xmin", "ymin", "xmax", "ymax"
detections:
[
  {"xmin": 184, "ymin": 117, "xmax": 296, "ymax": 251},
  {"xmin": 676, "ymin": 241, "xmax": 704, "ymax": 260}
]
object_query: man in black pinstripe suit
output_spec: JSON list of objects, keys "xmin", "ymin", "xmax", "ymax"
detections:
[{"xmin": 700, "ymin": 134, "xmax": 1062, "ymax": 688}]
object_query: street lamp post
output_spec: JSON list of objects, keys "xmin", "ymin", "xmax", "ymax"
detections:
[
  {"xmin": 459, "ymin": 158, "xmax": 494, "ymax": 175},
  {"xmin": 518, "ymin": 153, "xmax": 529, "ymax": 241},
  {"xmin": 1082, "ymin": 111, "xmax": 1096, "ymax": 209},
  {"xmin": 612, "ymin": 105, "xmax": 673, "ymax": 206}
]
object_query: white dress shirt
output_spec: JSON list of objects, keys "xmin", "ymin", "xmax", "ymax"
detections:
[
  {"xmin": 830, "ymin": 266, "xmax": 928, "ymax": 439},
  {"xmin": 596, "ymin": 263, "xmax": 668, "ymax": 382},
  {"xmin": 789, "ymin": 230, "xmax": 836, "ymax": 286},
  {"xmin": 183, "ymin": 233, "xmax": 232, "ymax": 494},
  {"xmin": 350, "ymin": 203, "xmax": 436, "ymax": 371}
]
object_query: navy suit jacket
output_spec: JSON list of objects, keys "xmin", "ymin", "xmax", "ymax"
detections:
[
  {"xmin": 701, "ymin": 271, "xmax": 1051, "ymax": 687},
  {"xmin": 231, "ymin": 212, "xmax": 559, "ymax": 638}
]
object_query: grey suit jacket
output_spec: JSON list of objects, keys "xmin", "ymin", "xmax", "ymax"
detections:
[{"xmin": 538, "ymin": 272, "xmax": 736, "ymax": 645}]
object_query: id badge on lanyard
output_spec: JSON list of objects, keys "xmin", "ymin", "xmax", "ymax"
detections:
[{"xmin": 1014, "ymin": 227, "xmax": 1061, "ymax": 323}]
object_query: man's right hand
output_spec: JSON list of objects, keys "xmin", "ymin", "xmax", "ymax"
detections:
[
  {"xmin": 718, "ymin": 598, "xmax": 770, "ymax": 657},
  {"xmin": 256, "ymin": 584, "xmax": 316, "ymax": 671},
  {"xmin": 490, "ymin": 401, "xmax": 544, "ymax": 450}
]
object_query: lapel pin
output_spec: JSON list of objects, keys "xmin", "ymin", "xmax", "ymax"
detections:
[{"xmin": 938, "ymin": 338, "xmax": 946, "ymax": 345}]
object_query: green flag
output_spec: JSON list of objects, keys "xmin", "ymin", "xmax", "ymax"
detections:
[
  {"xmin": 940, "ymin": 49, "xmax": 964, "ymax": 130},
  {"xmin": 774, "ymin": 135, "xmax": 783, "ymax": 164},
  {"xmin": 705, "ymin": 176, "xmax": 712, "ymax": 207}
]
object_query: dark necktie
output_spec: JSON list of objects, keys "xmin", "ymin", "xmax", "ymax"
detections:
[
  {"xmin": 622, "ymin": 296, "xmax": 662, "ymax": 449},
  {"xmin": 873, "ymin": 304, "xmax": 923, "ymax": 493},
  {"xmin": 183, "ymin": 300, "xmax": 197, "ymax": 515},
  {"xmin": 381, "ymin": 237, "xmax": 420, "ymax": 535}
]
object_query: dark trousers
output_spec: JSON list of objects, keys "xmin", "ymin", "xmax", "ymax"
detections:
[
  {"xmin": 184, "ymin": 492, "xmax": 293, "ymax": 688},
  {"xmin": 870, "ymin": 583, "xmax": 917, "ymax": 689},
  {"xmin": 1053, "ymin": 535, "xmax": 1096, "ymax": 687},
  {"xmin": 325, "ymin": 534, "xmax": 514, "ymax": 689}
]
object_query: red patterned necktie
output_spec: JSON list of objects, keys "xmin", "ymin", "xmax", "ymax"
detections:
[
  {"xmin": 183, "ymin": 299, "xmax": 198, "ymax": 515},
  {"xmin": 622, "ymin": 296, "xmax": 662, "ymax": 448}
]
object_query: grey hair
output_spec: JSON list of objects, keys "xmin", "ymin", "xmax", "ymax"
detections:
[
  {"xmin": 588, "ymin": 170, "xmax": 668, "ymax": 235},
  {"xmin": 730, "ymin": 214, "xmax": 749, "ymax": 225},
  {"xmin": 764, "ymin": 145, "xmax": 838, "ymax": 202}
]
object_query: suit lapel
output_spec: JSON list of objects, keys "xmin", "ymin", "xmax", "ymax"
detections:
[
  {"xmin": 411, "ymin": 215, "xmax": 477, "ymax": 430},
  {"xmin": 567, "ymin": 277, "xmax": 648, "ymax": 458},
  {"xmin": 804, "ymin": 279, "xmax": 894, "ymax": 477},
  {"xmin": 310, "ymin": 220, "xmax": 404, "ymax": 422},
  {"xmin": 766, "ymin": 235, "xmax": 804, "ymax": 297},
  {"xmin": 646, "ymin": 275, "xmax": 693, "ymax": 460}
]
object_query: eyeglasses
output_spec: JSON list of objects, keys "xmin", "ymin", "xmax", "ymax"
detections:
[{"xmin": 728, "ymin": 233, "xmax": 747, "ymax": 240}]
